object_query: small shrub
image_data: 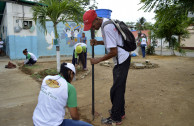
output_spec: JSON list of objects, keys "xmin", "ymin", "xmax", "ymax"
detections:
[{"xmin": 146, "ymin": 45, "xmax": 155, "ymax": 55}]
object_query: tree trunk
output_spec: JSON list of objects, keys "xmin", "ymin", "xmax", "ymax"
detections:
[
  {"xmin": 54, "ymin": 24, "xmax": 60, "ymax": 72},
  {"xmin": 171, "ymin": 40, "xmax": 175, "ymax": 55},
  {"xmin": 160, "ymin": 39, "xmax": 162, "ymax": 55},
  {"xmin": 178, "ymin": 35, "xmax": 181, "ymax": 47}
]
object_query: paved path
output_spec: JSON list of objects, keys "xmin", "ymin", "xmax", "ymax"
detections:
[
  {"xmin": 155, "ymin": 48, "xmax": 194, "ymax": 57},
  {"xmin": 0, "ymin": 56, "xmax": 40, "ymax": 126}
]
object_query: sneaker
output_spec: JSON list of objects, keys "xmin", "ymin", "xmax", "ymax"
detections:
[
  {"xmin": 101, "ymin": 117, "xmax": 122, "ymax": 125},
  {"xmin": 108, "ymin": 109, "xmax": 125, "ymax": 119}
]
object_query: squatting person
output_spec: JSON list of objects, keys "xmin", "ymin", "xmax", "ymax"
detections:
[
  {"xmin": 33, "ymin": 62, "xmax": 92, "ymax": 126},
  {"xmin": 23, "ymin": 49, "xmax": 37, "ymax": 66}
]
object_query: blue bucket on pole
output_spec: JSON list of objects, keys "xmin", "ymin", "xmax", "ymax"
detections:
[{"xmin": 95, "ymin": 9, "xmax": 112, "ymax": 19}]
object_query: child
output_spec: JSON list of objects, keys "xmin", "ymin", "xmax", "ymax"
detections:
[{"xmin": 23, "ymin": 49, "xmax": 37, "ymax": 65}]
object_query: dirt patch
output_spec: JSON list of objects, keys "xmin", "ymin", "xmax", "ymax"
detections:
[
  {"xmin": 18, "ymin": 55, "xmax": 194, "ymax": 126},
  {"xmin": 100, "ymin": 60, "xmax": 159, "ymax": 69},
  {"xmin": 19, "ymin": 61, "xmax": 91, "ymax": 83}
]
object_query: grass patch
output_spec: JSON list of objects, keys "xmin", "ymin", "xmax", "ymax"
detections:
[
  {"xmin": 31, "ymin": 73, "xmax": 42, "ymax": 79},
  {"xmin": 20, "ymin": 64, "xmax": 58, "ymax": 83},
  {"xmin": 39, "ymin": 68, "xmax": 58, "ymax": 77},
  {"xmin": 30, "ymin": 68, "xmax": 58, "ymax": 82},
  {"xmin": 23, "ymin": 64, "xmax": 40, "ymax": 69}
]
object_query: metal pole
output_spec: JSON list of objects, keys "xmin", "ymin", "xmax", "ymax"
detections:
[{"xmin": 91, "ymin": 29, "xmax": 95, "ymax": 120}]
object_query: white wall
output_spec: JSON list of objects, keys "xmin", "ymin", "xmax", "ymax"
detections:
[
  {"xmin": 181, "ymin": 26, "xmax": 194, "ymax": 47},
  {"xmin": 155, "ymin": 38, "xmax": 169, "ymax": 48},
  {"xmin": 6, "ymin": 2, "xmax": 37, "ymax": 36}
]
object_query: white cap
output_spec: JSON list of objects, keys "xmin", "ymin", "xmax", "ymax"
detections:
[{"xmin": 65, "ymin": 63, "xmax": 76, "ymax": 74}]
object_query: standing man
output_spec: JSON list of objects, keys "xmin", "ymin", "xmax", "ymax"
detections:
[
  {"xmin": 80, "ymin": 33, "xmax": 87, "ymax": 44},
  {"xmin": 83, "ymin": 10, "xmax": 131, "ymax": 125}
]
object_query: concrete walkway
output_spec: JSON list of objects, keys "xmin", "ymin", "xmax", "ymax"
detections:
[
  {"xmin": 0, "ymin": 56, "xmax": 40, "ymax": 126},
  {"xmin": 155, "ymin": 48, "xmax": 194, "ymax": 57}
]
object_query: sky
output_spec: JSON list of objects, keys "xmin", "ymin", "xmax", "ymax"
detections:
[
  {"xmin": 94, "ymin": 0, "xmax": 156, "ymax": 24},
  {"xmin": 30, "ymin": 0, "xmax": 156, "ymax": 23}
]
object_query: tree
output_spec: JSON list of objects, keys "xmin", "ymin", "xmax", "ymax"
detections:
[
  {"xmin": 140, "ymin": 0, "xmax": 194, "ymax": 13},
  {"xmin": 32, "ymin": 0, "xmax": 84, "ymax": 72},
  {"xmin": 140, "ymin": 0, "xmax": 193, "ymax": 55},
  {"xmin": 144, "ymin": 22, "xmax": 153, "ymax": 30},
  {"xmin": 125, "ymin": 22, "xmax": 135, "ymax": 26},
  {"xmin": 152, "ymin": 5, "xmax": 191, "ymax": 55},
  {"xmin": 136, "ymin": 17, "xmax": 146, "ymax": 31}
]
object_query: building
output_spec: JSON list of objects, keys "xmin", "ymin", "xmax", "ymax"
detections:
[
  {"xmin": 0, "ymin": 0, "xmax": 93, "ymax": 60},
  {"xmin": 181, "ymin": 24, "xmax": 194, "ymax": 50}
]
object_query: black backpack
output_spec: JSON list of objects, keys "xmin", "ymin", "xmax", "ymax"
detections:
[{"xmin": 102, "ymin": 20, "xmax": 136, "ymax": 52}]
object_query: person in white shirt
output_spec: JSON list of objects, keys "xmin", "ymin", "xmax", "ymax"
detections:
[
  {"xmin": 83, "ymin": 10, "xmax": 131, "ymax": 125},
  {"xmin": 140, "ymin": 35, "xmax": 148, "ymax": 58},
  {"xmin": 23, "ymin": 49, "xmax": 37, "ymax": 65},
  {"xmin": 33, "ymin": 62, "xmax": 93, "ymax": 126},
  {"xmin": 0, "ymin": 38, "xmax": 4, "ymax": 55}
]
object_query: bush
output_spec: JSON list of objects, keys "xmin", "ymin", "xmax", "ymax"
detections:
[{"xmin": 146, "ymin": 45, "xmax": 155, "ymax": 55}]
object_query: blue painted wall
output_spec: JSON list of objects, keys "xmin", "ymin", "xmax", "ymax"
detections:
[
  {"xmin": 7, "ymin": 35, "xmax": 37, "ymax": 60},
  {"xmin": 36, "ymin": 21, "xmax": 105, "ymax": 57},
  {"xmin": 6, "ymin": 21, "xmax": 105, "ymax": 59}
]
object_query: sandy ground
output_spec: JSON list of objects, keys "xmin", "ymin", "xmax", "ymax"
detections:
[{"xmin": 0, "ymin": 55, "xmax": 194, "ymax": 126}]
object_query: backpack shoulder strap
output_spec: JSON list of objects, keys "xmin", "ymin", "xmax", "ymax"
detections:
[
  {"xmin": 102, "ymin": 20, "xmax": 114, "ymax": 29},
  {"xmin": 102, "ymin": 20, "xmax": 120, "ymax": 65}
]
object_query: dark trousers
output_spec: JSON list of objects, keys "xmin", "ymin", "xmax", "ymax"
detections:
[
  {"xmin": 72, "ymin": 50, "xmax": 87, "ymax": 69},
  {"xmin": 60, "ymin": 119, "xmax": 92, "ymax": 126},
  {"xmin": 141, "ymin": 44, "xmax": 146, "ymax": 58},
  {"xmin": 110, "ymin": 56, "xmax": 131, "ymax": 121},
  {"xmin": 26, "ymin": 58, "xmax": 36, "ymax": 65}
]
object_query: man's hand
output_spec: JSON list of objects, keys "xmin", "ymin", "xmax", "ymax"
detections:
[
  {"xmin": 90, "ymin": 39, "xmax": 98, "ymax": 46},
  {"xmin": 90, "ymin": 58, "xmax": 101, "ymax": 65}
]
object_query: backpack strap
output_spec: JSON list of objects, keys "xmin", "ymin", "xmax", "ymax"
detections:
[
  {"xmin": 103, "ymin": 20, "xmax": 127, "ymax": 41},
  {"xmin": 102, "ymin": 20, "xmax": 119, "ymax": 65},
  {"xmin": 102, "ymin": 20, "xmax": 113, "ymax": 29}
]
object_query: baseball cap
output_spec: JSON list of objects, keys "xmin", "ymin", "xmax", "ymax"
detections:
[
  {"xmin": 83, "ymin": 10, "xmax": 97, "ymax": 31},
  {"xmin": 65, "ymin": 63, "xmax": 76, "ymax": 74},
  {"xmin": 75, "ymin": 45, "xmax": 82, "ymax": 54}
]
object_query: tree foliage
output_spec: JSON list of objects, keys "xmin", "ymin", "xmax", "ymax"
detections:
[
  {"xmin": 140, "ymin": 0, "xmax": 193, "ymax": 55},
  {"xmin": 152, "ymin": 5, "xmax": 191, "ymax": 54},
  {"xmin": 135, "ymin": 17, "xmax": 153, "ymax": 30},
  {"xmin": 140, "ymin": 0, "xmax": 194, "ymax": 13},
  {"xmin": 135, "ymin": 17, "xmax": 146, "ymax": 31}
]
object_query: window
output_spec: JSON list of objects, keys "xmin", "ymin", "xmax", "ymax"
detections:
[{"xmin": 23, "ymin": 21, "xmax": 32, "ymax": 29}]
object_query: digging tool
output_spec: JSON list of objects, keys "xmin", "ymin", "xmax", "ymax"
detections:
[{"xmin": 91, "ymin": 29, "xmax": 95, "ymax": 120}]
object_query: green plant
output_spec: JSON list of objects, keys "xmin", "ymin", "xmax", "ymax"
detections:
[
  {"xmin": 32, "ymin": 0, "xmax": 85, "ymax": 72},
  {"xmin": 146, "ymin": 45, "xmax": 155, "ymax": 55},
  {"xmin": 31, "ymin": 73, "xmax": 42, "ymax": 79}
]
